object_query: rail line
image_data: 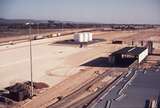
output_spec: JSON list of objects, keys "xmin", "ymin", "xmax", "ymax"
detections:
[
  {"xmin": 47, "ymin": 70, "xmax": 114, "ymax": 108},
  {"xmin": 64, "ymin": 72, "xmax": 126, "ymax": 108}
]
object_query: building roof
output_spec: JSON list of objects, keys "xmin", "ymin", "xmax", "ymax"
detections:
[{"xmin": 112, "ymin": 47, "xmax": 147, "ymax": 56}]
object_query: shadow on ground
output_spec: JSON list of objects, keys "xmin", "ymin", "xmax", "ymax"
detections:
[
  {"xmin": 81, "ymin": 57, "xmax": 136, "ymax": 68},
  {"xmin": 49, "ymin": 39, "xmax": 106, "ymax": 46}
]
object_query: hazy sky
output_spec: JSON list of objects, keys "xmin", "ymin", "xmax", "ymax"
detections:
[{"xmin": 0, "ymin": 0, "xmax": 160, "ymax": 24}]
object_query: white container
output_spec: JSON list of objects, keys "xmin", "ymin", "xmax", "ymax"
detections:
[
  {"xmin": 74, "ymin": 33, "xmax": 79, "ymax": 42},
  {"xmin": 57, "ymin": 33, "xmax": 61, "ymax": 36},
  {"xmin": 52, "ymin": 34, "xmax": 57, "ymax": 37},
  {"xmin": 84, "ymin": 33, "xmax": 88, "ymax": 42},
  {"xmin": 74, "ymin": 33, "xmax": 84, "ymax": 42},
  {"xmin": 88, "ymin": 33, "xmax": 93, "ymax": 41},
  {"xmin": 79, "ymin": 33, "xmax": 84, "ymax": 42},
  {"xmin": 74, "ymin": 32, "xmax": 93, "ymax": 43}
]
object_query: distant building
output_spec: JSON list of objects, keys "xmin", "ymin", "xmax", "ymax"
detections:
[{"xmin": 74, "ymin": 32, "xmax": 93, "ymax": 43}]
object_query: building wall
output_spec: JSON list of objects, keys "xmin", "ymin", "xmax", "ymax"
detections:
[
  {"xmin": 138, "ymin": 48, "xmax": 148, "ymax": 63},
  {"xmin": 109, "ymin": 54, "xmax": 122, "ymax": 65}
]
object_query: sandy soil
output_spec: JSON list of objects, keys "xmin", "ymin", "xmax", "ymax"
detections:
[
  {"xmin": 0, "ymin": 28, "xmax": 96, "ymax": 43},
  {"xmin": 118, "ymin": 28, "xmax": 160, "ymax": 42},
  {"xmin": 0, "ymin": 29, "xmax": 132, "ymax": 89},
  {"xmin": 0, "ymin": 28, "xmax": 160, "ymax": 107},
  {"xmin": 0, "ymin": 37, "xmax": 86, "ymax": 89},
  {"xmin": 93, "ymin": 31, "xmax": 138, "ymax": 41},
  {"xmin": 22, "ymin": 67, "xmax": 109, "ymax": 108}
]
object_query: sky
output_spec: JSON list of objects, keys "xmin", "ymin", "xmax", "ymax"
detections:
[{"xmin": 0, "ymin": 0, "xmax": 160, "ymax": 24}]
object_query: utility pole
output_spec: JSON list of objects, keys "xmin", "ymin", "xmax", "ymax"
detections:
[
  {"xmin": 37, "ymin": 23, "xmax": 39, "ymax": 37},
  {"xmin": 61, "ymin": 22, "xmax": 63, "ymax": 33},
  {"xmin": 26, "ymin": 22, "xmax": 34, "ymax": 98}
]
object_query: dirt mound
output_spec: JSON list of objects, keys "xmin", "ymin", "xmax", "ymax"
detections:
[
  {"xmin": 5, "ymin": 83, "xmax": 31, "ymax": 101},
  {"xmin": 0, "ymin": 81, "xmax": 49, "ymax": 102},
  {"xmin": 24, "ymin": 81, "xmax": 49, "ymax": 89},
  {"xmin": 0, "ymin": 96, "xmax": 16, "ymax": 106}
]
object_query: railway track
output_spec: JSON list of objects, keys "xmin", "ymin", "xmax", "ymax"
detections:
[
  {"xmin": 47, "ymin": 70, "xmax": 125, "ymax": 108},
  {"xmin": 68, "ymin": 72, "xmax": 125, "ymax": 108},
  {"xmin": 86, "ymin": 68, "xmax": 136, "ymax": 108},
  {"xmin": 47, "ymin": 70, "xmax": 117, "ymax": 108}
]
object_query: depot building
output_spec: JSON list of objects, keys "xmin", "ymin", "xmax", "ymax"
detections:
[{"xmin": 109, "ymin": 47, "xmax": 148, "ymax": 65}]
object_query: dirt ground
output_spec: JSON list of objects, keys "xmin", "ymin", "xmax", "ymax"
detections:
[
  {"xmin": 0, "ymin": 28, "xmax": 96, "ymax": 43},
  {"xmin": 0, "ymin": 29, "xmax": 133, "ymax": 90},
  {"xmin": 0, "ymin": 28, "xmax": 160, "ymax": 107},
  {"xmin": 118, "ymin": 28, "xmax": 160, "ymax": 42}
]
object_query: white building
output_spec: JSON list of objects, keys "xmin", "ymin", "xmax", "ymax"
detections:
[{"xmin": 74, "ymin": 32, "xmax": 93, "ymax": 43}]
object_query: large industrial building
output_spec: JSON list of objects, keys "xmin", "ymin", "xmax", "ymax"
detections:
[{"xmin": 109, "ymin": 47, "xmax": 148, "ymax": 66}]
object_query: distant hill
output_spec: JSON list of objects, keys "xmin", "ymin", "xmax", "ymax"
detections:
[
  {"xmin": 0, "ymin": 18, "xmax": 96, "ymax": 25},
  {"xmin": 0, "ymin": 18, "xmax": 49, "ymax": 24}
]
